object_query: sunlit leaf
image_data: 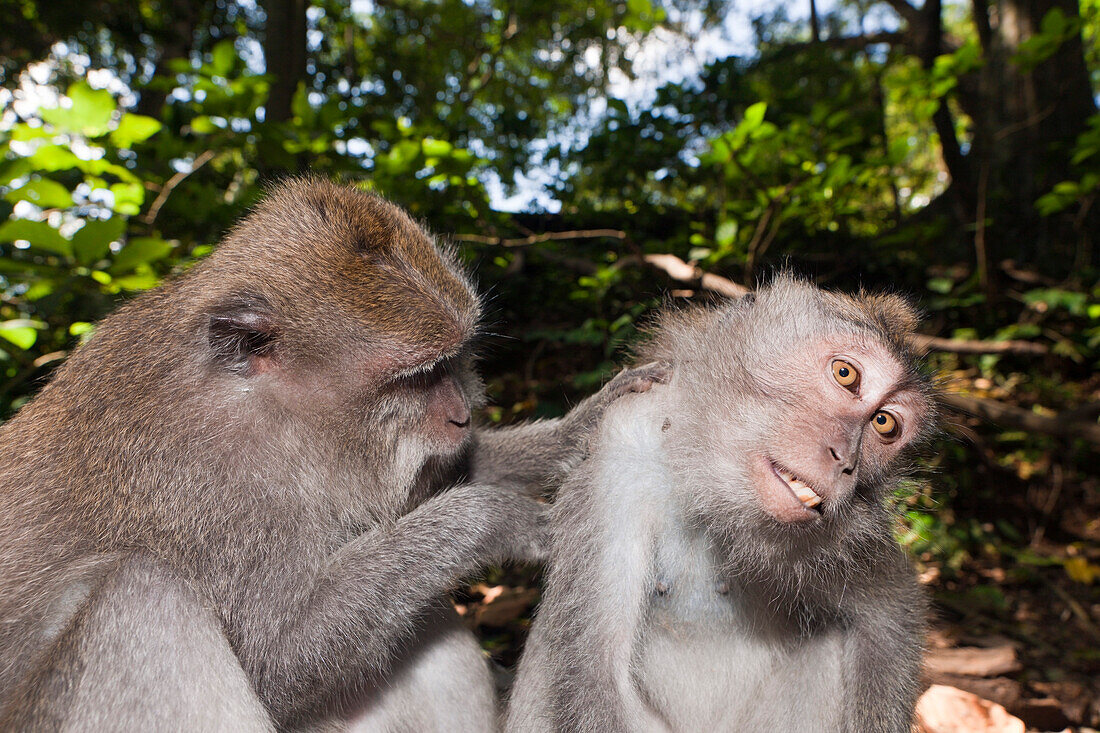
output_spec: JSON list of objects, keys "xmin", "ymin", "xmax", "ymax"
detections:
[
  {"xmin": 110, "ymin": 237, "xmax": 173, "ymax": 274},
  {"xmin": 4, "ymin": 179, "xmax": 72, "ymax": 209},
  {"xmin": 109, "ymin": 182, "xmax": 145, "ymax": 216},
  {"xmin": 742, "ymin": 102, "xmax": 767, "ymax": 130},
  {"xmin": 0, "ymin": 320, "xmax": 44, "ymax": 350},
  {"xmin": 72, "ymin": 218, "xmax": 126, "ymax": 265},
  {"xmin": 210, "ymin": 39, "xmax": 237, "ymax": 77},
  {"xmin": 114, "ymin": 272, "xmax": 161, "ymax": 291},
  {"xmin": 0, "ymin": 219, "xmax": 72, "ymax": 257},
  {"xmin": 110, "ymin": 114, "xmax": 163, "ymax": 148},
  {"xmin": 715, "ymin": 219, "xmax": 737, "ymax": 248},
  {"xmin": 421, "ymin": 139, "xmax": 453, "ymax": 157},
  {"xmin": 40, "ymin": 82, "xmax": 115, "ymax": 137}
]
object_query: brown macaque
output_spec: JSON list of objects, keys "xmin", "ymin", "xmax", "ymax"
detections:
[
  {"xmin": 0, "ymin": 178, "xmax": 662, "ymax": 731},
  {"xmin": 507, "ymin": 275, "xmax": 937, "ymax": 733}
]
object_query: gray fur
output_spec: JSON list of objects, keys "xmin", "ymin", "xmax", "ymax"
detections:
[
  {"xmin": 0, "ymin": 179, "xmax": 652, "ymax": 731},
  {"xmin": 507, "ymin": 275, "xmax": 936, "ymax": 733}
]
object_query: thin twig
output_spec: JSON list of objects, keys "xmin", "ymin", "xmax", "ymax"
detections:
[{"xmin": 143, "ymin": 150, "xmax": 216, "ymax": 228}]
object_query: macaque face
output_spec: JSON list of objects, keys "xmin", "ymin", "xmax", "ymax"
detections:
[
  {"xmin": 745, "ymin": 337, "xmax": 931, "ymax": 524},
  {"xmin": 660, "ymin": 280, "xmax": 934, "ymax": 535},
  {"xmin": 204, "ymin": 183, "xmax": 482, "ymax": 472}
]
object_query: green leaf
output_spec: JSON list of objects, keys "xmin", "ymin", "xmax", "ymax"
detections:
[
  {"xmin": 927, "ymin": 277, "xmax": 954, "ymax": 294},
  {"xmin": 189, "ymin": 116, "xmax": 220, "ymax": 134},
  {"xmin": 25, "ymin": 144, "xmax": 81, "ymax": 172},
  {"xmin": 72, "ymin": 217, "xmax": 126, "ymax": 265},
  {"xmin": 715, "ymin": 219, "xmax": 737, "ymax": 248},
  {"xmin": 742, "ymin": 102, "xmax": 767, "ymax": 130},
  {"xmin": 113, "ymin": 271, "xmax": 161, "ymax": 291},
  {"xmin": 110, "ymin": 237, "xmax": 173, "ymax": 274},
  {"xmin": 40, "ymin": 82, "xmax": 115, "ymax": 137},
  {"xmin": 210, "ymin": 39, "xmax": 237, "ymax": 77},
  {"xmin": 10, "ymin": 124, "xmax": 52, "ymax": 142},
  {"xmin": 0, "ymin": 219, "xmax": 72, "ymax": 256},
  {"xmin": 0, "ymin": 323, "xmax": 38, "ymax": 350},
  {"xmin": 291, "ymin": 82, "xmax": 314, "ymax": 123},
  {"xmin": 109, "ymin": 182, "xmax": 145, "ymax": 216},
  {"xmin": 421, "ymin": 139, "xmax": 453, "ymax": 157},
  {"xmin": 384, "ymin": 140, "xmax": 422, "ymax": 172},
  {"xmin": 5, "ymin": 179, "xmax": 73, "ymax": 209},
  {"xmin": 110, "ymin": 114, "xmax": 162, "ymax": 148},
  {"xmin": 23, "ymin": 280, "xmax": 56, "ymax": 300}
]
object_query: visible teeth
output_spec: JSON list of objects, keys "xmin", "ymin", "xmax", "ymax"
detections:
[
  {"xmin": 776, "ymin": 467, "xmax": 822, "ymax": 508},
  {"xmin": 792, "ymin": 484, "xmax": 822, "ymax": 508}
]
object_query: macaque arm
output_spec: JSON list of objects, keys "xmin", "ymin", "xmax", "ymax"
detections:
[
  {"xmin": 508, "ymin": 415, "xmax": 670, "ymax": 733},
  {"xmin": 467, "ymin": 419, "xmax": 567, "ymax": 495},
  {"xmin": 467, "ymin": 363, "xmax": 670, "ymax": 494},
  {"xmin": 252, "ymin": 483, "xmax": 540, "ymax": 724},
  {"xmin": 843, "ymin": 561, "xmax": 926, "ymax": 733},
  {"xmin": 1, "ymin": 556, "xmax": 272, "ymax": 732}
]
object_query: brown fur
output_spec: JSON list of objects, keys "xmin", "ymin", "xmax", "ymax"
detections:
[{"xmin": 0, "ymin": 178, "xmax": 650, "ymax": 730}]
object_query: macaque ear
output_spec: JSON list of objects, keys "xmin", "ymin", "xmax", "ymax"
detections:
[{"xmin": 208, "ymin": 295, "xmax": 280, "ymax": 375}]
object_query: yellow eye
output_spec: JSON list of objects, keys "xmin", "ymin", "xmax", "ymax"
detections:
[
  {"xmin": 831, "ymin": 360, "xmax": 859, "ymax": 390},
  {"xmin": 871, "ymin": 411, "xmax": 899, "ymax": 439}
]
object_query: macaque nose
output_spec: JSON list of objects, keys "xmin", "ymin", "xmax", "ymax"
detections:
[
  {"xmin": 428, "ymin": 373, "xmax": 471, "ymax": 442},
  {"xmin": 448, "ymin": 407, "xmax": 471, "ymax": 430},
  {"xmin": 827, "ymin": 440, "xmax": 859, "ymax": 476}
]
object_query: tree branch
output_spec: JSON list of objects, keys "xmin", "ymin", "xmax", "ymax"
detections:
[
  {"xmin": 785, "ymin": 31, "xmax": 903, "ymax": 51},
  {"xmin": 940, "ymin": 393, "xmax": 1100, "ymax": 445},
  {"xmin": 452, "ymin": 229, "xmax": 626, "ymax": 248},
  {"xmin": 479, "ymin": 234, "xmax": 1053, "ymax": 360},
  {"xmin": 880, "ymin": 0, "xmax": 922, "ymax": 28},
  {"xmin": 640, "ymin": 253, "xmax": 751, "ymax": 299},
  {"xmin": 910, "ymin": 334, "xmax": 1049, "ymax": 356}
]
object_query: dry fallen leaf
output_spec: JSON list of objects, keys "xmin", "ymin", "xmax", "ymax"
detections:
[
  {"xmin": 924, "ymin": 645, "xmax": 1022, "ymax": 677},
  {"xmin": 914, "ymin": 684, "xmax": 1026, "ymax": 733}
]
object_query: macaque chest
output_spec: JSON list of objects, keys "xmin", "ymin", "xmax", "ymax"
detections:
[{"xmin": 636, "ymin": 546, "xmax": 848, "ymax": 732}]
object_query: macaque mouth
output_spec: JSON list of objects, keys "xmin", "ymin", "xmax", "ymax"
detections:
[{"xmin": 770, "ymin": 462, "xmax": 823, "ymax": 513}]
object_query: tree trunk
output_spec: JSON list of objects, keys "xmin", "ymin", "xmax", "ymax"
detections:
[
  {"xmin": 263, "ymin": 0, "xmax": 308, "ymax": 125},
  {"xmin": 959, "ymin": 0, "xmax": 1097, "ymax": 275}
]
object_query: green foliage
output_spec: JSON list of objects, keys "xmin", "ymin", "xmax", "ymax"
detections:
[
  {"xmin": 1012, "ymin": 8, "xmax": 1083, "ymax": 71},
  {"xmin": 1036, "ymin": 112, "xmax": 1100, "ymax": 216}
]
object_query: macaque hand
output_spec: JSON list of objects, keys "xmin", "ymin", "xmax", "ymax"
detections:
[{"xmin": 559, "ymin": 361, "xmax": 671, "ymax": 458}]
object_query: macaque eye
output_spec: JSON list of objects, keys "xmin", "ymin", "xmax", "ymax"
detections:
[
  {"xmin": 831, "ymin": 360, "xmax": 860, "ymax": 391},
  {"xmin": 871, "ymin": 411, "xmax": 900, "ymax": 440}
]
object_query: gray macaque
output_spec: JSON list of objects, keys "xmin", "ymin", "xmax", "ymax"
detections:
[
  {"xmin": 507, "ymin": 275, "xmax": 937, "ymax": 733},
  {"xmin": 0, "ymin": 178, "xmax": 662, "ymax": 732}
]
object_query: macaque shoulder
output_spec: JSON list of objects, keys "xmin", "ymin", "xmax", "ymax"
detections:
[{"xmin": 586, "ymin": 383, "xmax": 676, "ymax": 504}]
